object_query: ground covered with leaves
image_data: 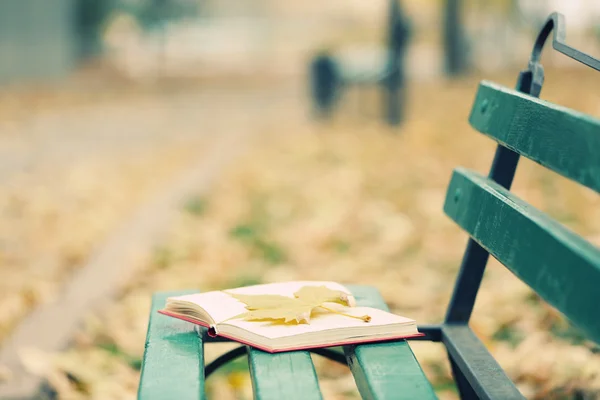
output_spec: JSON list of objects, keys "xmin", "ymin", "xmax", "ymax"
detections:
[{"xmin": 12, "ymin": 68, "xmax": 600, "ymax": 399}]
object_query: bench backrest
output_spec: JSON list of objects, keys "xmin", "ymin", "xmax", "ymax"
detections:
[{"xmin": 444, "ymin": 80, "xmax": 600, "ymax": 345}]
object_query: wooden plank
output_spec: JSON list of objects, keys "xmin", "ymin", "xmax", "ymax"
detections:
[
  {"xmin": 343, "ymin": 285, "xmax": 437, "ymax": 400},
  {"xmin": 248, "ymin": 348, "xmax": 323, "ymax": 400},
  {"xmin": 469, "ymin": 81, "xmax": 600, "ymax": 193},
  {"xmin": 138, "ymin": 291, "xmax": 205, "ymax": 400},
  {"xmin": 444, "ymin": 168, "xmax": 600, "ymax": 344},
  {"xmin": 442, "ymin": 325, "xmax": 525, "ymax": 400}
]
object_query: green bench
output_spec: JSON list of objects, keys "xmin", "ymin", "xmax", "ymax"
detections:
[
  {"xmin": 309, "ymin": 0, "xmax": 410, "ymax": 125},
  {"xmin": 138, "ymin": 13, "xmax": 600, "ymax": 399}
]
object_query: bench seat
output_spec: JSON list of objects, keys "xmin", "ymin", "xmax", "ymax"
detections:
[{"xmin": 138, "ymin": 285, "xmax": 437, "ymax": 400}]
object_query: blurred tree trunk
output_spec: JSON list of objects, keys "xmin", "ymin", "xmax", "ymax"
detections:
[
  {"xmin": 443, "ymin": 0, "xmax": 468, "ymax": 76},
  {"xmin": 385, "ymin": 0, "xmax": 410, "ymax": 125},
  {"xmin": 75, "ymin": 0, "xmax": 116, "ymax": 61}
]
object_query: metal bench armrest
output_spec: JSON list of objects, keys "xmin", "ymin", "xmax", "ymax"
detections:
[{"xmin": 442, "ymin": 325, "xmax": 525, "ymax": 400}]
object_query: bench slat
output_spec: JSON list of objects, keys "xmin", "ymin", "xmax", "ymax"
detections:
[
  {"xmin": 442, "ymin": 325, "xmax": 525, "ymax": 400},
  {"xmin": 138, "ymin": 291, "xmax": 205, "ymax": 400},
  {"xmin": 469, "ymin": 81, "xmax": 600, "ymax": 193},
  {"xmin": 344, "ymin": 285, "xmax": 437, "ymax": 400},
  {"xmin": 444, "ymin": 168, "xmax": 600, "ymax": 344},
  {"xmin": 248, "ymin": 348, "xmax": 323, "ymax": 400}
]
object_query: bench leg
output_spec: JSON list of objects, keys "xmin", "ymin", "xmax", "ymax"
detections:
[{"xmin": 449, "ymin": 355, "xmax": 479, "ymax": 400}]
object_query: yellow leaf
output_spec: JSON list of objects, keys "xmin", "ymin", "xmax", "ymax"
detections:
[
  {"xmin": 226, "ymin": 285, "xmax": 369, "ymax": 324},
  {"xmin": 225, "ymin": 293, "xmax": 298, "ymax": 310},
  {"xmin": 240, "ymin": 305, "xmax": 314, "ymax": 324},
  {"xmin": 293, "ymin": 285, "xmax": 355, "ymax": 307}
]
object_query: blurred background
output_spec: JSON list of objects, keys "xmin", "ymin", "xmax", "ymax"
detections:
[{"xmin": 0, "ymin": 0, "xmax": 599, "ymax": 399}]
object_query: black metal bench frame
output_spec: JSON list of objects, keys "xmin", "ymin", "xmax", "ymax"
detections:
[{"xmin": 309, "ymin": 0, "xmax": 410, "ymax": 126}]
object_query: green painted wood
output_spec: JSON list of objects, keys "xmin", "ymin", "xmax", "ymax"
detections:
[
  {"xmin": 444, "ymin": 168, "xmax": 600, "ymax": 344},
  {"xmin": 442, "ymin": 325, "xmax": 525, "ymax": 399},
  {"xmin": 343, "ymin": 285, "xmax": 437, "ymax": 400},
  {"xmin": 138, "ymin": 290, "xmax": 205, "ymax": 400},
  {"xmin": 469, "ymin": 81, "xmax": 600, "ymax": 193},
  {"xmin": 248, "ymin": 348, "xmax": 323, "ymax": 400}
]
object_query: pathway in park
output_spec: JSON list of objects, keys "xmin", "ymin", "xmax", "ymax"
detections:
[{"xmin": 0, "ymin": 81, "xmax": 302, "ymax": 398}]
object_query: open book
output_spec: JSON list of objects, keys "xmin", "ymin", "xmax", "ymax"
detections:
[{"xmin": 158, "ymin": 281, "xmax": 421, "ymax": 353}]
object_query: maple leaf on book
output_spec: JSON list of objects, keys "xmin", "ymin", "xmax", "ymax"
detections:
[
  {"xmin": 158, "ymin": 281, "xmax": 422, "ymax": 353},
  {"xmin": 225, "ymin": 285, "xmax": 369, "ymax": 324}
]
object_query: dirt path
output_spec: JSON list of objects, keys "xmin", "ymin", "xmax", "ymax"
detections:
[{"xmin": 0, "ymin": 84, "xmax": 300, "ymax": 398}]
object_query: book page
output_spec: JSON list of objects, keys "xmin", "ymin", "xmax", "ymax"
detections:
[
  {"xmin": 221, "ymin": 306, "xmax": 415, "ymax": 339},
  {"xmin": 168, "ymin": 291, "xmax": 247, "ymax": 324},
  {"xmin": 168, "ymin": 281, "xmax": 352, "ymax": 325}
]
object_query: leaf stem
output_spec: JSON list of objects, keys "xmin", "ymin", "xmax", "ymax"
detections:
[{"xmin": 319, "ymin": 306, "xmax": 371, "ymax": 323}]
